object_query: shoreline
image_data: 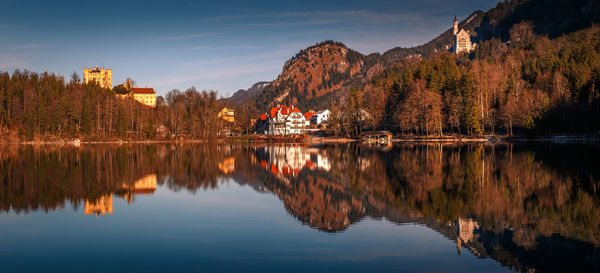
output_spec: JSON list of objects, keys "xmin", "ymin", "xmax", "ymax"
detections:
[{"xmin": 1, "ymin": 135, "xmax": 599, "ymax": 145}]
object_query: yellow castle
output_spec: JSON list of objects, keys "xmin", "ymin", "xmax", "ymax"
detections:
[{"xmin": 83, "ymin": 66, "xmax": 112, "ymax": 89}]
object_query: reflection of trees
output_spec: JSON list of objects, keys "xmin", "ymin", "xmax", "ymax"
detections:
[
  {"xmin": 1, "ymin": 143, "xmax": 599, "ymax": 271},
  {"xmin": 0, "ymin": 144, "xmax": 231, "ymax": 212},
  {"xmin": 242, "ymin": 143, "xmax": 600, "ymax": 271},
  {"xmin": 0, "ymin": 145, "xmax": 159, "ymax": 213},
  {"xmin": 383, "ymin": 144, "xmax": 600, "ymax": 246},
  {"xmin": 156, "ymin": 144, "xmax": 229, "ymax": 192}
]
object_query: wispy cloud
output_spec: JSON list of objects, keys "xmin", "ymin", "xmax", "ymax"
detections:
[
  {"xmin": 200, "ymin": 14, "xmax": 251, "ymax": 21},
  {"xmin": 0, "ymin": 55, "xmax": 30, "ymax": 71},
  {"xmin": 11, "ymin": 43, "xmax": 47, "ymax": 50},
  {"xmin": 243, "ymin": 18, "xmax": 344, "ymax": 27},
  {"xmin": 154, "ymin": 60, "xmax": 282, "ymax": 89},
  {"xmin": 154, "ymin": 33, "xmax": 216, "ymax": 41},
  {"xmin": 188, "ymin": 45, "xmax": 264, "ymax": 51},
  {"xmin": 203, "ymin": 10, "xmax": 423, "ymax": 26},
  {"xmin": 271, "ymin": 10, "xmax": 423, "ymax": 25}
]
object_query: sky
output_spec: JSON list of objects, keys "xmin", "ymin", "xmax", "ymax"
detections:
[{"xmin": 0, "ymin": 0, "xmax": 500, "ymax": 97}]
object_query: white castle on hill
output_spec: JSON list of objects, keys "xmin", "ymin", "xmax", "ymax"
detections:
[{"xmin": 453, "ymin": 16, "xmax": 476, "ymax": 54}]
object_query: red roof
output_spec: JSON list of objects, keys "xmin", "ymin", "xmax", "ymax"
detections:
[
  {"xmin": 280, "ymin": 106, "xmax": 292, "ymax": 115},
  {"xmin": 259, "ymin": 114, "xmax": 268, "ymax": 120},
  {"xmin": 304, "ymin": 111, "xmax": 315, "ymax": 120},
  {"xmin": 132, "ymin": 87, "xmax": 156, "ymax": 94},
  {"xmin": 292, "ymin": 107, "xmax": 301, "ymax": 113},
  {"xmin": 270, "ymin": 107, "xmax": 279, "ymax": 118}
]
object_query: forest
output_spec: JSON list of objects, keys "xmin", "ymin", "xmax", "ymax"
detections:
[
  {"xmin": 2, "ymin": 1, "xmax": 600, "ymax": 140},
  {"xmin": 0, "ymin": 71, "xmax": 228, "ymax": 141},
  {"xmin": 329, "ymin": 23, "xmax": 600, "ymax": 137}
]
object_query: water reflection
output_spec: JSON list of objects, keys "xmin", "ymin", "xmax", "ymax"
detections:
[
  {"xmin": 0, "ymin": 143, "xmax": 599, "ymax": 272},
  {"xmin": 83, "ymin": 174, "xmax": 158, "ymax": 216},
  {"xmin": 84, "ymin": 194, "xmax": 113, "ymax": 216}
]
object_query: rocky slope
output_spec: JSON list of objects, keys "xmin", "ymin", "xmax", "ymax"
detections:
[
  {"xmin": 257, "ymin": 41, "xmax": 384, "ymax": 110},
  {"xmin": 229, "ymin": 81, "xmax": 270, "ymax": 105}
]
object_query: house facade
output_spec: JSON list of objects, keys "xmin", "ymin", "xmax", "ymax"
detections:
[
  {"xmin": 310, "ymin": 109, "xmax": 330, "ymax": 125},
  {"xmin": 286, "ymin": 110, "xmax": 306, "ymax": 134},
  {"xmin": 131, "ymin": 87, "xmax": 156, "ymax": 107},
  {"xmin": 218, "ymin": 107, "xmax": 235, "ymax": 123},
  {"xmin": 255, "ymin": 105, "xmax": 308, "ymax": 135}
]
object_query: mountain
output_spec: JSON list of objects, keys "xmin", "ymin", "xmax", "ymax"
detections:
[
  {"xmin": 382, "ymin": 10, "xmax": 485, "ymax": 63},
  {"xmin": 257, "ymin": 40, "xmax": 385, "ymax": 111},
  {"xmin": 382, "ymin": 0, "xmax": 600, "ymax": 63},
  {"xmin": 255, "ymin": 14, "xmax": 482, "ymax": 111},
  {"xmin": 255, "ymin": 0, "xmax": 600, "ymax": 121},
  {"xmin": 229, "ymin": 81, "xmax": 270, "ymax": 105},
  {"xmin": 476, "ymin": 0, "xmax": 600, "ymax": 41}
]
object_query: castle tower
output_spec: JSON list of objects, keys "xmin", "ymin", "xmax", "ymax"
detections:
[{"xmin": 453, "ymin": 16, "xmax": 458, "ymax": 36}]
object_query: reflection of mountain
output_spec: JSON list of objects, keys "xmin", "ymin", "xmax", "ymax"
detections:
[
  {"xmin": 238, "ymin": 144, "xmax": 600, "ymax": 272},
  {"xmin": 1, "ymin": 143, "xmax": 599, "ymax": 272}
]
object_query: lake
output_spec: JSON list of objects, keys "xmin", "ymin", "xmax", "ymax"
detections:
[{"xmin": 0, "ymin": 143, "xmax": 599, "ymax": 272}]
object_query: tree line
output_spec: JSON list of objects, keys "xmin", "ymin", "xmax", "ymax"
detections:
[
  {"xmin": 330, "ymin": 23, "xmax": 600, "ymax": 137},
  {"xmin": 0, "ymin": 71, "xmax": 229, "ymax": 141}
]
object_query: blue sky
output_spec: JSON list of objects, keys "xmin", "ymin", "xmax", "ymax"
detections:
[{"xmin": 0, "ymin": 0, "xmax": 499, "ymax": 97}]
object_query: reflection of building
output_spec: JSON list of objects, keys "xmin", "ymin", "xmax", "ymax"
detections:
[
  {"xmin": 456, "ymin": 217, "xmax": 480, "ymax": 254},
  {"xmin": 131, "ymin": 87, "xmax": 157, "ymax": 107},
  {"xmin": 84, "ymin": 194, "xmax": 113, "ymax": 216},
  {"xmin": 315, "ymin": 153, "xmax": 331, "ymax": 171},
  {"xmin": 84, "ymin": 174, "xmax": 158, "ymax": 215},
  {"xmin": 218, "ymin": 107, "xmax": 235, "ymax": 123},
  {"xmin": 121, "ymin": 174, "xmax": 158, "ymax": 203},
  {"xmin": 255, "ymin": 145, "xmax": 333, "ymax": 182},
  {"xmin": 131, "ymin": 174, "xmax": 158, "ymax": 193},
  {"xmin": 218, "ymin": 157, "xmax": 235, "ymax": 174},
  {"xmin": 83, "ymin": 66, "xmax": 112, "ymax": 89}
]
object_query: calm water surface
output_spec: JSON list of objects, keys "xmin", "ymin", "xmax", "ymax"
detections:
[{"xmin": 0, "ymin": 143, "xmax": 599, "ymax": 272}]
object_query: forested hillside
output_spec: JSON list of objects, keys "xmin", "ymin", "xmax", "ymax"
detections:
[
  {"xmin": 252, "ymin": 0, "xmax": 600, "ymax": 137},
  {"xmin": 0, "ymin": 71, "xmax": 228, "ymax": 141},
  {"xmin": 3, "ymin": 0, "xmax": 600, "ymax": 140},
  {"xmin": 336, "ymin": 24, "xmax": 600, "ymax": 136}
]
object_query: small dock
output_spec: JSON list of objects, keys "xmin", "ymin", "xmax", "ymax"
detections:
[{"xmin": 360, "ymin": 131, "xmax": 393, "ymax": 145}]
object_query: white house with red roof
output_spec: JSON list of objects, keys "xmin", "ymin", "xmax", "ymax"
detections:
[{"xmin": 262, "ymin": 105, "xmax": 308, "ymax": 135}]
